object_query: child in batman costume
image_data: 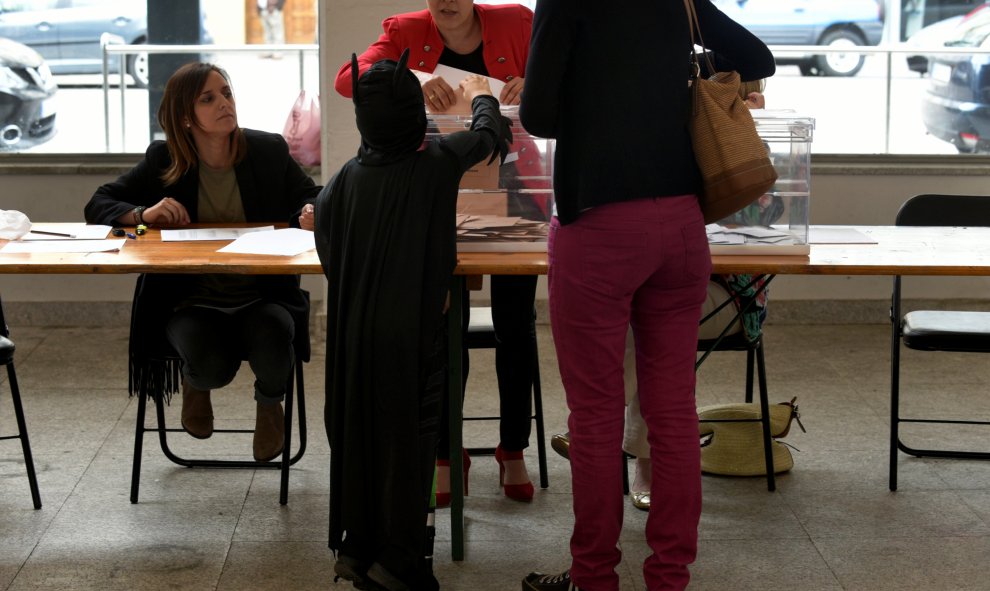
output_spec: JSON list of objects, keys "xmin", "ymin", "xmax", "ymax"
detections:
[{"xmin": 315, "ymin": 50, "xmax": 511, "ymax": 591}]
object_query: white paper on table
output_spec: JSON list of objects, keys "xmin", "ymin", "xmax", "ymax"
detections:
[
  {"xmin": 707, "ymin": 232, "xmax": 745, "ymax": 245},
  {"xmin": 22, "ymin": 223, "xmax": 112, "ymax": 240},
  {"xmin": 217, "ymin": 228, "xmax": 315, "ymax": 256},
  {"xmin": 424, "ymin": 65, "xmax": 507, "ymax": 115},
  {"xmin": 1, "ymin": 239, "xmax": 125, "ymax": 253},
  {"xmin": 810, "ymin": 227, "xmax": 878, "ymax": 244},
  {"xmin": 161, "ymin": 226, "xmax": 275, "ymax": 242}
]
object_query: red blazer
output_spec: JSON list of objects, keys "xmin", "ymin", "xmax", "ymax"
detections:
[{"xmin": 334, "ymin": 3, "xmax": 532, "ymax": 98}]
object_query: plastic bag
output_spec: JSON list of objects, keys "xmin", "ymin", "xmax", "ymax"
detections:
[
  {"xmin": 0, "ymin": 209, "xmax": 31, "ymax": 240},
  {"xmin": 282, "ymin": 90, "xmax": 321, "ymax": 166}
]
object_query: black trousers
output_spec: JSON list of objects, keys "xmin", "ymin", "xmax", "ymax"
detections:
[
  {"xmin": 438, "ymin": 274, "xmax": 538, "ymax": 458},
  {"xmin": 165, "ymin": 301, "xmax": 295, "ymax": 404}
]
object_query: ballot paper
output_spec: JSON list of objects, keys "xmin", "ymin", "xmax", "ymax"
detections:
[
  {"xmin": 420, "ymin": 65, "xmax": 507, "ymax": 115},
  {"xmin": 706, "ymin": 224, "xmax": 802, "ymax": 247},
  {"xmin": 161, "ymin": 226, "xmax": 275, "ymax": 241},
  {"xmin": 1, "ymin": 239, "xmax": 125, "ymax": 253},
  {"xmin": 217, "ymin": 228, "xmax": 315, "ymax": 256},
  {"xmin": 455, "ymin": 214, "xmax": 548, "ymax": 243}
]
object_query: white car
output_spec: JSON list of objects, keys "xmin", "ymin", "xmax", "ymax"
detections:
[{"xmin": 904, "ymin": 14, "xmax": 966, "ymax": 74}]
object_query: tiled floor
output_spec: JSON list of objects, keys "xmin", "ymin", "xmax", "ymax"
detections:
[{"xmin": 3, "ymin": 322, "xmax": 990, "ymax": 590}]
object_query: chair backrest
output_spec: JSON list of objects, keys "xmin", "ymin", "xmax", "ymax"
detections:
[{"xmin": 896, "ymin": 194, "xmax": 990, "ymax": 227}]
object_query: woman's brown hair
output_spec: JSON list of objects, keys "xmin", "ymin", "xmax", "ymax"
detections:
[{"xmin": 157, "ymin": 62, "xmax": 248, "ymax": 186}]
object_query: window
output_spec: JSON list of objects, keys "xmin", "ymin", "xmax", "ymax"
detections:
[
  {"xmin": 2, "ymin": 0, "xmax": 989, "ymax": 156},
  {"xmin": 0, "ymin": 0, "xmax": 318, "ymax": 154}
]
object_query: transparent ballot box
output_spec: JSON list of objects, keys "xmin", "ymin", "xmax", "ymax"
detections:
[
  {"xmin": 707, "ymin": 111, "xmax": 815, "ymax": 256},
  {"xmin": 426, "ymin": 107, "xmax": 553, "ymax": 252}
]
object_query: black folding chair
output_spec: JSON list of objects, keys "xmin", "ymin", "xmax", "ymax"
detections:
[
  {"xmin": 0, "ymin": 294, "xmax": 42, "ymax": 509},
  {"xmin": 889, "ymin": 193, "xmax": 990, "ymax": 490},
  {"xmin": 130, "ymin": 283, "xmax": 310, "ymax": 505}
]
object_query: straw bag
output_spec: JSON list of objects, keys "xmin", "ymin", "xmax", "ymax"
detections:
[
  {"xmin": 683, "ymin": 0, "xmax": 777, "ymax": 224},
  {"xmin": 697, "ymin": 398, "xmax": 804, "ymax": 476}
]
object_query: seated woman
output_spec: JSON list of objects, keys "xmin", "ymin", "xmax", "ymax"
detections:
[{"xmin": 84, "ymin": 62, "xmax": 320, "ymax": 462}]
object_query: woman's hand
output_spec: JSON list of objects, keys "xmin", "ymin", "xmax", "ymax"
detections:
[
  {"xmin": 143, "ymin": 197, "xmax": 191, "ymax": 227},
  {"xmin": 299, "ymin": 203, "xmax": 315, "ymax": 231},
  {"xmin": 423, "ymin": 77, "xmax": 457, "ymax": 112},
  {"xmin": 460, "ymin": 74, "xmax": 494, "ymax": 103},
  {"xmin": 499, "ymin": 77, "xmax": 524, "ymax": 106},
  {"xmin": 744, "ymin": 92, "xmax": 766, "ymax": 110}
]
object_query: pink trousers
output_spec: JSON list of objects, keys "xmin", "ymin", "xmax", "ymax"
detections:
[{"xmin": 548, "ymin": 195, "xmax": 709, "ymax": 591}]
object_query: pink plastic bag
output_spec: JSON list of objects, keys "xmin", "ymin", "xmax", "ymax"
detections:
[{"xmin": 282, "ymin": 90, "xmax": 321, "ymax": 166}]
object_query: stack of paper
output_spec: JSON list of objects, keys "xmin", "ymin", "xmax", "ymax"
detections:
[
  {"xmin": 706, "ymin": 224, "xmax": 800, "ymax": 246},
  {"xmin": 456, "ymin": 214, "xmax": 548, "ymax": 243}
]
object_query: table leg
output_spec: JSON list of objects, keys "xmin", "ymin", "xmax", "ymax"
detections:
[{"xmin": 448, "ymin": 275, "xmax": 465, "ymax": 561}]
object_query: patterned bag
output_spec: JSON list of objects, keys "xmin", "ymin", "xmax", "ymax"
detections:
[{"xmin": 683, "ymin": 0, "xmax": 777, "ymax": 223}]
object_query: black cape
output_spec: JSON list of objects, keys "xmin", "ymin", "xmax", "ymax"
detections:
[{"xmin": 315, "ymin": 95, "xmax": 509, "ymax": 583}]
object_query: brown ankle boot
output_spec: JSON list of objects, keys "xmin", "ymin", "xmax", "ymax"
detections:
[
  {"xmin": 180, "ymin": 382, "xmax": 213, "ymax": 439},
  {"xmin": 253, "ymin": 401, "xmax": 285, "ymax": 462}
]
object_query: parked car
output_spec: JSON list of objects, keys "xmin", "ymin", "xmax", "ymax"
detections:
[
  {"xmin": 0, "ymin": 0, "xmax": 212, "ymax": 88},
  {"xmin": 0, "ymin": 36, "xmax": 56, "ymax": 150},
  {"xmin": 713, "ymin": 0, "xmax": 884, "ymax": 77},
  {"xmin": 920, "ymin": 4, "xmax": 990, "ymax": 153},
  {"xmin": 904, "ymin": 14, "xmax": 966, "ymax": 74}
]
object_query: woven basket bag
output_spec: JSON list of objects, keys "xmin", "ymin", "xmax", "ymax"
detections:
[{"xmin": 683, "ymin": 0, "xmax": 777, "ymax": 223}]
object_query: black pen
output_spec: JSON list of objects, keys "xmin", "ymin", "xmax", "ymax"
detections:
[{"xmin": 29, "ymin": 229, "xmax": 75, "ymax": 238}]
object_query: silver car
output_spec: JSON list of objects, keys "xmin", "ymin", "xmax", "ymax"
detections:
[{"xmin": 0, "ymin": 36, "xmax": 57, "ymax": 150}]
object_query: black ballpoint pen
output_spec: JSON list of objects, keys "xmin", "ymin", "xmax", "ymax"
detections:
[{"xmin": 28, "ymin": 230, "xmax": 75, "ymax": 238}]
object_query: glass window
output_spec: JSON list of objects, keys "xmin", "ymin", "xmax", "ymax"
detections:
[
  {"xmin": 0, "ymin": 0, "xmax": 317, "ymax": 154},
  {"xmin": 2, "ymin": 0, "xmax": 990, "ymax": 156}
]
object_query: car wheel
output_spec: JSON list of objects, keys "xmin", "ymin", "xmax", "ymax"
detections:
[
  {"xmin": 814, "ymin": 29, "xmax": 867, "ymax": 77},
  {"xmin": 127, "ymin": 50, "xmax": 149, "ymax": 89}
]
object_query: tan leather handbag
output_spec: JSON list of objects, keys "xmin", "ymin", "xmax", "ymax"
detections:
[{"xmin": 683, "ymin": 0, "xmax": 778, "ymax": 224}]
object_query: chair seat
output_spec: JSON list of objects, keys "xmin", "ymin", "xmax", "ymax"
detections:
[
  {"xmin": 465, "ymin": 306, "xmax": 498, "ymax": 349},
  {"xmin": 0, "ymin": 335, "xmax": 14, "ymax": 365},
  {"xmin": 903, "ymin": 310, "xmax": 990, "ymax": 352}
]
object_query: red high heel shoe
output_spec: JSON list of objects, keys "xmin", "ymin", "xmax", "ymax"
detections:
[
  {"xmin": 495, "ymin": 444, "xmax": 534, "ymax": 502},
  {"xmin": 435, "ymin": 448, "xmax": 471, "ymax": 508}
]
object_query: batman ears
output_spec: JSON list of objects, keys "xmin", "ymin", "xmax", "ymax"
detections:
[
  {"xmin": 394, "ymin": 48, "xmax": 411, "ymax": 89},
  {"xmin": 351, "ymin": 53, "xmax": 359, "ymax": 103}
]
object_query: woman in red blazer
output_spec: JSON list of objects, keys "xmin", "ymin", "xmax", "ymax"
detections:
[
  {"xmin": 333, "ymin": 0, "xmax": 540, "ymax": 508},
  {"xmin": 334, "ymin": 1, "xmax": 530, "ymax": 109}
]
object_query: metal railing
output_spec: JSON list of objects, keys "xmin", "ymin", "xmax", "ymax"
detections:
[
  {"xmin": 95, "ymin": 42, "xmax": 990, "ymax": 154},
  {"xmin": 100, "ymin": 42, "xmax": 318, "ymax": 152}
]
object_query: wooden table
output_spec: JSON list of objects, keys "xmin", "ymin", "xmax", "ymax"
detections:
[{"xmin": 6, "ymin": 224, "xmax": 990, "ymax": 561}]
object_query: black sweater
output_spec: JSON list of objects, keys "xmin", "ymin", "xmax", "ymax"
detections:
[{"xmin": 520, "ymin": 0, "xmax": 776, "ymax": 225}]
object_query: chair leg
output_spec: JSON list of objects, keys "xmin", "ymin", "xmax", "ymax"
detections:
[
  {"xmin": 889, "ymin": 290, "xmax": 902, "ymax": 492},
  {"xmin": 622, "ymin": 452, "xmax": 630, "ymax": 495},
  {"xmin": 131, "ymin": 361, "xmax": 308, "ymax": 505},
  {"xmin": 744, "ymin": 347, "xmax": 756, "ymax": 404},
  {"xmin": 532, "ymin": 354, "xmax": 549, "ymax": 489},
  {"xmin": 279, "ymin": 366, "xmax": 297, "ymax": 506},
  {"xmin": 6, "ymin": 363, "xmax": 41, "ymax": 509},
  {"xmin": 755, "ymin": 343, "xmax": 776, "ymax": 492},
  {"xmin": 130, "ymin": 392, "xmax": 148, "ymax": 503}
]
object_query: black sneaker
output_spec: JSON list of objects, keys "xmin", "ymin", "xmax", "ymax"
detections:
[{"xmin": 522, "ymin": 569, "xmax": 583, "ymax": 591}]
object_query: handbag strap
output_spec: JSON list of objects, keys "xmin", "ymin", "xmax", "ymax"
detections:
[{"xmin": 683, "ymin": 0, "xmax": 716, "ymax": 78}]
